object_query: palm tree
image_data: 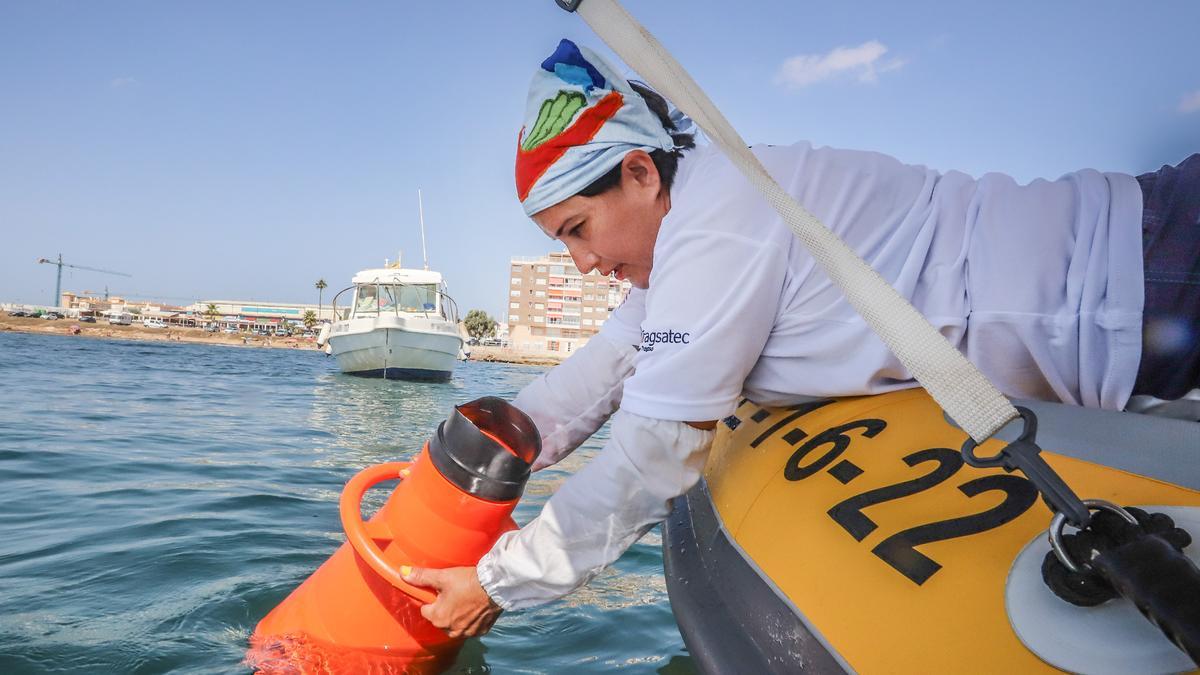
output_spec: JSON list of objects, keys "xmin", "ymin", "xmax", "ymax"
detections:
[
  {"xmin": 302, "ymin": 310, "xmax": 317, "ymax": 330},
  {"xmin": 204, "ymin": 303, "xmax": 219, "ymax": 327},
  {"xmin": 315, "ymin": 279, "xmax": 327, "ymax": 321}
]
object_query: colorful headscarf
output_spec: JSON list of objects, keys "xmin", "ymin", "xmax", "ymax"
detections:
[{"xmin": 516, "ymin": 39, "xmax": 679, "ymax": 217}]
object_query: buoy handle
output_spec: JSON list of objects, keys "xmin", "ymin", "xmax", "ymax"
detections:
[{"xmin": 340, "ymin": 461, "xmax": 439, "ymax": 605}]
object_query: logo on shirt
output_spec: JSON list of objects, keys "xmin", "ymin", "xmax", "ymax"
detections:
[{"xmin": 640, "ymin": 329, "xmax": 690, "ymax": 352}]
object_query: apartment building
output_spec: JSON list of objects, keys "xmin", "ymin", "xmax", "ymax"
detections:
[{"xmin": 507, "ymin": 251, "xmax": 632, "ymax": 355}]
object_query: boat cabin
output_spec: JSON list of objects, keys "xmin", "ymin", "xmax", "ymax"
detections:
[{"xmin": 346, "ymin": 268, "xmax": 457, "ymax": 322}]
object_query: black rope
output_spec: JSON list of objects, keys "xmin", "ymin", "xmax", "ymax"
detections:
[
  {"xmin": 1042, "ymin": 506, "xmax": 1200, "ymax": 664},
  {"xmin": 1042, "ymin": 507, "xmax": 1190, "ymax": 605}
]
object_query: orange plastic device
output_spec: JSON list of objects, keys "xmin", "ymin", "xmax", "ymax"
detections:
[{"xmin": 246, "ymin": 397, "xmax": 541, "ymax": 674}]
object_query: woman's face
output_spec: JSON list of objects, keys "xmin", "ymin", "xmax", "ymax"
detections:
[{"xmin": 531, "ymin": 150, "xmax": 669, "ymax": 289}]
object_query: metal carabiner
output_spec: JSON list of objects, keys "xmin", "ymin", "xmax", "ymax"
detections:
[{"xmin": 1048, "ymin": 499, "xmax": 1140, "ymax": 573}]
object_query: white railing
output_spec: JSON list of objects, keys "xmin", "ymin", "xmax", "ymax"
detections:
[{"xmin": 330, "ymin": 282, "xmax": 461, "ymax": 325}]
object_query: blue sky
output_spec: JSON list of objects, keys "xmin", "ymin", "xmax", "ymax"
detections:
[{"xmin": 2, "ymin": 1, "xmax": 1197, "ymax": 318}]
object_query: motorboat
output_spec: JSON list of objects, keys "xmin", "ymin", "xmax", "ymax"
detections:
[{"xmin": 319, "ymin": 266, "xmax": 464, "ymax": 382}]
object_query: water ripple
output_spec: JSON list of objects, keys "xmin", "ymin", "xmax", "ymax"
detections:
[{"xmin": 0, "ymin": 332, "xmax": 693, "ymax": 673}]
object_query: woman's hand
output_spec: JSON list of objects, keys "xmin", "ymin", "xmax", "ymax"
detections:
[{"xmin": 402, "ymin": 565, "xmax": 502, "ymax": 638}]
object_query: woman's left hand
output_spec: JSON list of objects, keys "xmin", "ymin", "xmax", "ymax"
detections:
[{"xmin": 402, "ymin": 565, "xmax": 502, "ymax": 638}]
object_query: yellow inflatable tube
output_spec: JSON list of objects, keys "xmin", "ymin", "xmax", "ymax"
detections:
[{"xmin": 663, "ymin": 389, "xmax": 1200, "ymax": 673}]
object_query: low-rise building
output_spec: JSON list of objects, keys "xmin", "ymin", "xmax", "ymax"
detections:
[{"xmin": 54, "ymin": 290, "xmax": 336, "ymax": 332}]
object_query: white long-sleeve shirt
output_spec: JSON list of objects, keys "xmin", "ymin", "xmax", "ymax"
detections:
[
  {"xmin": 511, "ymin": 326, "xmax": 639, "ymax": 472},
  {"xmin": 478, "ymin": 409, "xmax": 712, "ymax": 610},
  {"xmin": 616, "ymin": 142, "xmax": 1143, "ymax": 422},
  {"xmin": 480, "ymin": 141, "xmax": 1145, "ymax": 608}
]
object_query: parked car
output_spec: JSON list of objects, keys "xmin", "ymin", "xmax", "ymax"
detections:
[
  {"xmin": 142, "ymin": 317, "xmax": 166, "ymax": 329},
  {"xmin": 7, "ymin": 309, "xmax": 27, "ymax": 317},
  {"xmin": 204, "ymin": 323, "xmax": 220, "ymax": 332},
  {"xmin": 78, "ymin": 315, "xmax": 97, "ymax": 323},
  {"xmin": 42, "ymin": 312, "xmax": 61, "ymax": 320},
  {"xmin": 223, "ymin": 326, "xmax": 238, "ymax": 334}
]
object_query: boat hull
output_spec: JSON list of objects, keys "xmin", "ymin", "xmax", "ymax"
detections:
[
  {"xmin": 328, "ymin": 319, "xmax": 462, "ymax": 382},
  {"xmin": 663, "ymin": 479, "xmax": 845, "ymax": 674},
  {"xmin": 345, "ymin": 366, "xmax": 451, "ymax": 382}
]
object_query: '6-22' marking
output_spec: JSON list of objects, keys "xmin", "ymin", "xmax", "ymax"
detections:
[{"xmin": 747, "ymin": 409, "xmax": 1038, "ymax": 585}]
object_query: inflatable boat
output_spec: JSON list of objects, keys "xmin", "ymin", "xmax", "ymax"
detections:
[
  {"xmin": 538, "ymin": 2, "xmax": 1200, "ymax": 671},
  {"xmin": 663, "ymin": 390, "xmax": 1200, "ymax": 674}
]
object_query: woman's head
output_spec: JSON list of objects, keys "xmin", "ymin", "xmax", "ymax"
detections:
[
  {"xmin": 531, "ymin": 148, "xmax": 664, "ymax": 287},
  {"xmin": 516, "ymin": 40, "xmax": 694, "ymax": 288}
]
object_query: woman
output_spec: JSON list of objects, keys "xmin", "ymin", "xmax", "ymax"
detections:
[{"xmin": 402, "ymin": 39, "xmax": 1198, "ymax": 637}]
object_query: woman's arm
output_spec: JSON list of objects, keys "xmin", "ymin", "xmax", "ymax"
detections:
[
  {"xmin": 512, "ymin": 291, "xmax": 645, "ymax": 471},
  {"xmin": 477, "ymin": 409, "xmax": 715, "ymax": 609},
  {"xmin": 513, "ymin": 331, "xmax": 638, "ymax": 471}
]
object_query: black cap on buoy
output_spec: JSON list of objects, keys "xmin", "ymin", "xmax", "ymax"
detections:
[{"xmin": 428, "ymin": 397, "xmax": 542, "ymax": 502}]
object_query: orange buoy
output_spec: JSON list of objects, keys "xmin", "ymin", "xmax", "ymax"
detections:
[{"xmin": 247, "ymin": 397, "xmax": 540, "ymax": 674}]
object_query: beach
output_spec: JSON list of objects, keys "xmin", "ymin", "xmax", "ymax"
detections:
[
  {"xmin": 0, "ymin": 314, "xmax": 318, "ymax": 350},
  {"xmin": 1, "ymin": 314, "xmax": 570, "ymax": 367}
]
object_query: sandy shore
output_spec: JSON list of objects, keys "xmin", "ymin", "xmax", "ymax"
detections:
[
  {"xmin": 2, "ymin": 315, "xmax": 565, "ymax": 367},
  {"xmin": 0, "ymin": 314, "xmax": 319, "ymax": 350}
]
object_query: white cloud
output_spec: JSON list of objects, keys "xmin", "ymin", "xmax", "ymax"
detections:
[
  {"xmin": 110, "ymin": 76, "xmax": 139, "ymax": 88},
  {"xmin": 773, "ymin": 41, "xmax": 905, "ymax": 89},
  {"xmin": 1179, "ymin": 90, "xmax": 1200, "ymax": 114}
]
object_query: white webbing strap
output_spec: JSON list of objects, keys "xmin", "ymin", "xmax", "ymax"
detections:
[{"xmin": 575, "ymin": 0, "xmax": 1018, "ymax": 442}]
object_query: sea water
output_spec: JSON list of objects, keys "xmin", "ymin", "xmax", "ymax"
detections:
[{"xmin": 0, "ymin": 332, "xmax": 695, "ymax": 673}]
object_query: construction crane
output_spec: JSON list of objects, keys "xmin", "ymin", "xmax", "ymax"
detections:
[
  {"xmin": 81, "ymin": 287, "xmax": 114, "ymax": 301},
  {"xmin": 37, "ymin": 254, "xmax": 131, "ymax": 308},
  {"xmin": 82, "ymin": 289, "xmax": 199, "ymax": 304}
]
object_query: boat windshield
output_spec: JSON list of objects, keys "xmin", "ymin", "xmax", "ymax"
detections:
[{"xmin": 354, "ymin": 283, "xmax": 439, "ymax": 315}]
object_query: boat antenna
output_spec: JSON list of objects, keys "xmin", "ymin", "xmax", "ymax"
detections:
[{"xmin": 417, "ymin": 189, "xmax": 429, "ymax": 271}]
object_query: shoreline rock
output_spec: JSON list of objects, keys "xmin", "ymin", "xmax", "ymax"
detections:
[{"xmin": 467, "ymin": 345, "xmax": 561, "ymax": 367}]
